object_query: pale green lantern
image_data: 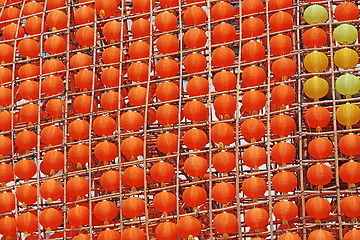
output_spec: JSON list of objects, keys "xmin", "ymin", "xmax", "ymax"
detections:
[
  {"xmin": 335, "ymin": 74, "xmax": 360, "ymax": 98},
  {"xmin": 333, "ymin": 24, "xmax": 358, "ymax": 45},
  {"xmin": 304, "ymin": 5, "xmax": 328, "ymax": 24}
]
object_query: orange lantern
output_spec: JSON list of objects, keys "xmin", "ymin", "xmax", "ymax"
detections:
[
  {"xmin": 155, "ymin": 11, "xmax": 177, "ymax": 32},
  {"xmin": 42, "ymin": 150, "xmax": 64, "ymax": 175},
  {"xmin": 153, "ymin": 191, "xmax": 176, "ymax": 214},
  {"xmin": 211, "ymin": 1, "xmax": 234, "ymax": 21},
  {"xmin": 184, "ymin": 156, "xmax": 208, "ymax": 178},
  {"xmin": 242, "ymin": 90, "xmax": 266, "ymax": 113},
  {"xmin": 303, "ymin": 27, "xmax": 327, "ymax": 48},
  {"xmin": 213, "ymin": 212, "xmax": 237, "ymax": 238},
  {"xmin": 272, "ymin": 57, "xmax": 296, "ymax": 80},
  {"xmin": 129, "ymin": 40, "xmax": 150, "ymax": 60},
  {"xmin": 3, "ymin": 23, "xmax": 24, "ymax": 41},
  {"xmin": 18, "ymin": 39, "xmax": 40, "ymax": 59},
  {"xmin": 213, "ymin": 151, "xmax": 236, "ymax": 173},
  {"xmin": 94, "ymin": 141, "xmax": 117, "ymax": 164},
  {"xmin": 150, "ymin": 161, "xmax": 175, "ymax": 184},
  {"xmin": 131, "ymin": 18, "xmax": 152, "ymax": 38},
  {"xmin": 308, "ymin": 230, "xmax": 334, "ymax": 240},
  {"xmin": 305, "ymin": 106, "xmax": 330, "ymax": 130},
  {"xmin": 183, "ymin": 186, "xmax": 207, "ymax": 207},
  {"xmin": 242, "ymin": 40, "xmax": 265, "ymax": 62},
  {"xmin": 100, "ymin": 91, "xmax": 122, "ymax": 111},
  {"xmin": 121, "ymin": 137, "xmax": 143, "ymax": 160},
  {"xmin": 0, "ymin": 192, "xmax": 15, "ymax": 213},
  {"xmin": 242, "ymin": 17, "xmax": 265, "ymax": 38},
  {"xmin": 0, "ymin": 136, "xmax": 12, "ymax": 158},
  {"xmin": 0, "ymin": 87, "xmax": 12, "ymax": 107},
  {"xmin": 102, "ymin": 47, "xmax": 125, "ymax": 64},
  {"xmin": 93, "ymin": 115, "xmax": 116, "ymax": 136},
  {"xmin": 0, "ymin": 164, "xmax": 13, "ymax": 185},
  {"xmin": 103, "ymin": 20, "xmax": 124, "ymax": 43},
  {"xmin": 68, "ymin": 119, "xmax": 89, "ymax": 140},
  {"xmin": 212, "ymin": 182, "xmax": 236, "ymax": 204},
  {"xmin": 25, "ymin": 16, "xmax": 42, "ymax": 35},
  {"xmin": 156, "ymin": 104, "xmax": 179, "ymax": 126},
  {"xmin": 176, "ymin": 216, "xmax": 201, "ymax": 240},
  {"xmin": 44, "ymin": 35, "xmax": 66, "ymax": 55},
  {"xmin": 120, "ymin": 111, "xmax": 144, "ymax": 132},
  {"xmin": 270, "ymin": 114, "xmax": 296, "ymax": 136},
  {"xmin": 15, "ymin": 130, "xmax": 37, "ymax": 151},
  {"xmin": 269, "ymin": 0, "xmax": 292, "ymax": 10},
  {"xmin": 40, "ymin": 126, "xmax": 63, "ymax": 146},
  {"xmin": 14, "ymin": 159, "xmax": 36, "ymax": 180},
  {"xmin": 123, "ymin": 166, "xmax": 144, "ymax": 189},
  {"xmin": 211, "ymin": 122, "xmax": 234, "ymax": 146},
  {"xmin": 183, "ymin": 128, "xmax": 208, "ymax": 150},
  {"xmin": 308, "ymin": 138, "xmax": 333, "ymax": 159},
  {"xmin": 94, "ymin": 200, "xmax": 118, "ymax": 224},
  {"xmin": 184, "ymin": 28, "xmax": 207, "ymax": 49},
  {"xmin": 70, "ymin": 53, "xmax": 92, "ymax": 69},
  {"xmin": 46, "ymin": 10, "xmax": 67, "ymax": 31},
  {"xmin": 74, "ymin": 6, "xmax": 94, "ymax": 25},
  {"xmin": 68, "ymin": 144, "xmax": 89, "ymax": 169},
  {"xmin": 23, "ymin": 1, "xmax": 43, "ymax": 16},
  {"xmin": 19, "ymin": 103, "xmax": 42, "ymax": 124},
  {"xmin": 122, "ymin": 227, "xmax": 146, "ymax": 240},
  {"xmin": 305, "ymin": 197, "xmax": 331, "ymax": 221},
  {"xmin": 39, "ymin": 208, "xmax": 62, "ymax": 232},
  {"xmin": 186, "ymin": 76, "xmax": 209, "ymax": 97},
  {"xmin": 42, "ymin": 75, "xmax": 64, "ymax": 96},
  {"xmin": 242, "ymin": 0, "xmax": 264, "ymax": 15},
  {"xmin": 76, "ymin": 26, "xmax": 94, "ymax": 47},
  {"xmin": 95, "ymin": 0, "xmax": 117, "ymax": 17},
  {"xmin": 157, "ymin": 34, "xmax": 179, "ymax": 54},
  {"xmin": 271, "ymin": 84, "xmax": 295, "ymax": 107},
  {"xmin": 0, "ymin": 216, "xmax": 16, "ymax": 237},
  {"xmin": 183, "ymin": 6, "xmax": 206, "ymax": 25},
  {"xmin": 339, "ymin": 161, "xmax": 360, "ymax": 187},
  {"xmin": 184, "ymin": 53, "xmax": 207, "ymax": 74},
  {"xmin": 122, "ymin": 197, "xmax": 145, "ymax": 218},
  {"xmin": 340, "ymin": 195, "xmax": 360, "ymax": 220},
  {"xmin": 212, "ymin": 46, "xmax": 235, "ymax": 68},
  {"xmin": 214, "ymin": 94, "xmax": 236, "ymax": 119},
  {"xmin": 339, "ymin": 133, "xmax": 360, "ymax": 157},
  {"xmin": 128, "ymin": 87, "xmax": 150, "ymax": 106},
  {"xmin": 269, "ymin": 11, "xmax": 293, "ymax": 32},
  {"xmin": 100, "ymin": 170, "xmax": 120, "ymax": 191},
  {"xmin": 183, "ymin": 101, "xmax": 207, "ymax": 122},
  {"xmin": 244, "ymin": 208, "xmax": 269, "ymax": 230},
  {"xmin": 213, "ymin": 23, "xmax": 236, "ymax": 44},
  {"xmin": 156, "ymin": 132, "xmax": 178, "ymax": 154},
  {"xmin": 67, "ymin": 206, "xmax": 89, "ymax": 227},
  {"xmin": 67, "ymin": 176, "xmax": 89, "ymax": 200},
  {"xmin": 16, "ymin": 185, "xmax": 37, "ymax": 207},
  {"xmin": 98, "ymin": 229, "xmax": 120, "ymax": 240},
  {"xmin": 241, "ymin": 118, "xmax": 265, "ymax": 142},
  {"xmin": 156, "ymin": 222, "xmax": 177, "ymax": 240},
  {"xmin": 155, "ymin": 58, "xmax": 179, "ymax": 78},
  {"xmin": 344, "ymin": 229, "xmax": 360, "ymax": 240},
  {"xmin": 101, "ymin": 67, "xmax": 122, "ymax": 87},
  {"xmin": 273, "ymin": 171, "xmax": 297, "ymax": 193},
  {"xmin": 18, "ymin": 81, "xmax": 39, "ymax": 100},
  {"xmin": 242, "ymin": 176, "xmax": 267, "ymax": 200},
  {"xmin": 213, "ymin": 70, "xmax": 236, "ymax": 92},
  {"xmin": 243, "ymin": 146, "xmax": 266, "ymax": 169},
  {"xmin": 307, "ymin": 163, "xmax": 332, "ymax": 188},
  {"xmin": 42, "ymin": 59, "xmax": 65, "ymax": 76},
  {"xmin": 334, "ymin": 2, "xmax": 359, "ymax": 21},
  {"xmin": 16, "ymin": 212, "xmax": 38, "ymax": 235},
  {"xmin": 270, "ymin": 34, "xmax": 292, "ymax": 56},
  {"xmin": 242, "ymin": 65, "xmax": 266, "ymax": 87},
  {"xmin": 273, "ymin": 201, "xmax": 298, "ymax": 225},
  {"xmin": 40, "ymin": 179, "xmax": 63, "ymax": 204}
]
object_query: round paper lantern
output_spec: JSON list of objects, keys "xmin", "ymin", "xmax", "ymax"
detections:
[
  {"xmin": 184, "ymin": 53, "xmax": 207, "ymax": 74},
  {"xmin": 273, "ymin": 201, "xmax": 298, "ymax": 225},
  {"xmin": 15, "ymin": 130, "xmax": 37, "ymax": 151},
  {"xmin": 242, "ymin": 90, "xmax": 266, "ymax": 113},
  {"xmin": 334, "ymin": 48, "xmax": 359, "ymax": 70},
  {"xmin": 339, "ymin": 133, "xmax": 360, "ymax": 157},
  {"xmin": 42, "ymin": 150, "xmax": 64, "ymax": 175},
  {"xmin": 213, "ymin": 70, "xmax": 237, "ymax": 91},
  {"xmin": 67, "ymin": 206, "xmax": 89, "ymax": 227},
  {"xmin": 39, "ymin": 208, "xmax": 62, "ymax": 232},
  {"xmin": 186, "ymin": 76, "xmax": 209, "ymax": 97},
  {"xmin": 133, "ymin": 0, "xmax": 155, "ymax": 13},
  {"xmin": 303, "ymin": 27, "xmax": 327, "ymax": 48},
  {"xmin": 0, "ymin": 216, "xmax": 16, "ymax": 237},
  {"xmin": 213, "ymin": 212, "xmax": 237, "ymax": 237},
  {"xmin": 270, "ymin": 114, "xmax": 296, "ymax": 136},
  {"xmin": 183, "ymin": 28, "xmax": 207, "ymax": 49},
  {"xmin": 0, "ymin": 136, "xmax": 12, "ymax": 158},
  {"xmin": 14, "ymin": 159, "xmax": 36, "ymax": 180},
  {"xmin": 23, "ymin": 1, "xmax": 43, "ymax": 16},
  {"xmin": 308, "ymin": 137, "xmax": 333, "ymax": 159},
  {"xmin": 183, "ymin": 6, "xmax": 206, "ymax": 26},
  {"xmin": 333, "ymin": 24, "xmax": 357, "ymax": 45},
  {"xmin": 212, "ymin": 46, "xmax": 235, "ymax": 68},
  {"xmin": 43, "ymin": 59, "xmax": 65, "ymax": 76},
  {"xmin": 155, "ymin": 11, "xmax": 177, "ymax": 32},
  {"xmin": 241, "ymin": 0, "xmax": 264, "ymax": 15},
  {"xmin": 153, "ymin": 191, "xmax": 176, "ymax": 214},
  {"xmin": 0, "ymin": 164, "xmax": 12, "ymax": 186},
  {"xmin": 46, "ymin": 10, "xmax": 67, "ymax": 31},
  {"xmin": 271, "ymin": 84, "xmax": 295, "ymax": 107},
  {"xmin": 67, "ymin": 176, "xmax": 89, "ymax": 200},
  {"xmin": 307, "ymin": 163, "xmax": 332, "ymax": 188},
  {"xmin": 304, "ymin": 5, "xmax": 328, "ymax": 24},
  {"xmin": 183, "ymin": 186, "xmax": 207, "ymax": 207},
  {"xmin": 213, "ymin": 23, "xmax": 236, "ymax": 44},
  {"xmin": 156, "ymin": 222, "xmax": 177, "ymax": 240},
  {"xmin": 244, "ymin": 208, "xmax": 269, "ymax": 230},
  {"xmin": 156, "ymin": 104, "xmax": 179, "ymax": 126},
  {"xmin": 213, "ymin": 151, "xmax": 236, "ymax": 173},
  {"xmin": 123, "ymin": 166, "xmax": 144, "ymax": 188},
  {"xmin": 339, "ymin": 161, "xmax": 360, "ymax": 187},
  {"xmin": 155, "ymin": 58, "xmax": 179, "ymax": 78},
  {"xmin": 304, "ymin": 51, "xmax": 328, "ymax": 73},
  {"xmin": 122, "ymin": 197, "xmax": 145, "ymax": 218},
  {"xmin": 120, "ymin": 111, "xmax": 144, "ymax": 132},
  {"xmin": 131, "ymin": 18, "xmax": 151, "ymax": 38},
  {"xmin": 16, "ymin": 212, "xmax": 38, "ymax": 235},
  {"xmin": 102, "ymin": 47, "xmax": 124, "ymax": 64},
  {"xmin": 183, "ymin": 128, "xmax": 208, "ymax": 150},
  {"xmin": 76, "ymin": 26, "xmax": 94, "ymax": 47},
  {"xmin": 18, "ymin": 39, "xmax": 40, "ymax": 59},
  {"xmin": 272, "ymin": 57, "xmax": 297, "ymax": 79},
  {"xmin": 16, "ymin": 185, "xmax": 37, "ymax": 207},
  {"xmin": 40, "ymin": 179, "xmax": 63, "ymax": 203},
  {"xmin": 156, "ymin": 132, "xmax": 178, "ymax": 154},
  {"xmin": 305, "ymin": 106, "xmax": 330, "ymax": 130},
  {"xmin": 101, "ymin": 91, "xmax": 122, "ymax": 111},
  {"xmin": 68, "ymin": 119, "xmax": 89, "ymax": 140},
  {"xmin": 157, "ymin": 34, "xmax": 179, "ymax": 54},
  {"xmin": 303, "ymin": 77, "xmax": 329, "ymax": 101},
  {"xmin": 214, "ymin": 94, "xmax": 236, "ymax": 119},
  {"xmin": 176, "ymin": 216, "xmax": 201, "ymax": 240},
  {"xmin": 98, "ymin": 229, "xmax": 120, "ymax": 240},
  {"xmin": 242, "ymin": 17, "xmax": 265, "ymax": 38},
  {"xmin": 243, "ymin": 146, "xmax": 266, "ymax": 169},
  {"xmin": 211, "ymin": 122, "xmax": 234, "ymax": 146},
  {"xmin": 95, "ymin": 0, "xmax": 117, "ymax": 17},
  {"xmin": 100, "ymin": 170, "xmax": 120, "ymax": 191},
  {"xmin": 184, "ymin": 156, "xmax": 208, "ymax": 178},
  {"xmin": 212, "ymin": 182, "xmax": 236, "ymax": 204},
  {"xmin": 269, "ymin": 11, "xmax": 293, "ymax": 32},
  {"xmin": 242, "ymin": 176, "xmax": 267, "ymax": 200},
  {"xmin": 336, "ymin": 103, "xmax": 360, "ymax": 127},
  {"xmin": 40, "ymin": 125, "xmax": 63, "ymax": 146},
  {"xmin": 74, "ymin": 6, "xmax": 94, "ymax": 25},
  {"xmin": 334, "ymin": 2, "xmax": 359, "ymax": 21},
  {"xmin": 183, "ymin": 100, "xmax": 207, "ymax": 122},
  {"xmin": 150, "ymin": 161, "xmax": 175, "ymax": 184},
  {"xmin": 341, "ymin": 195, "xmax": 360, "ymax": 219},
  {"xmin": 94, "ymin": 200, "xmax": 118, "ymax": 224},
  {"xmin": 0, "ymin": 192, "xmax": 15, "ymax": 214},
  {"xmin": 270, "ymin": 34, "xmax": 292, "ymax": 56},
  {"xmin": 268, "ymin": 0, "xmax": 292, "ymax": 10},
  {"xmin": 242, "ymin": 40, "xmax": 265, "ymax": 62},
  {"xmin": 241, "ymin": 118, "xmax": 265, "ymax": 142},
  {"xmin": 211, "ymin": 1, "xmax": 234, "ymax": 21},
  {"xmin": 129, "ymin": 40, "xmax": 150, "ymax": 60},
  {"xmin": 42, "ymin": 75, "xmax": 64, "ymax": 96},
  {"xmin": 120, "ymin": 137, "xmax": 144, "ymax": 160},
  {"xmin": 273, "ymin": 171, "xmax": 297, "ymax": 193},
  {"xmin": 103, "ymin": 20, "xmax": 124, "ymax": 43},
  {"xmin": 242, "ymin": 65, "xmax": 266, "ymax": 87},
  {"xmin": 3, "ymin": 23, "xmax": 25, "ymax": 41},
  {"xmin": 121, "ymin": 227, "xmax": 145, "ymax": 240},
  {"xmin": 93, "ymin": 115, "xmax": 116, "ymax": 136},
  {"xmin": 336, "ymin": 74, "xmax": 360, "ymax": 97},
  {"xmin": 305, "ymin": 197, "xmax": 331, "ymax": 221}
]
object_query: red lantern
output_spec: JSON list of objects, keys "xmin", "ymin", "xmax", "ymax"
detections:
[
  {"xmin": 273, "ymin": 201, "xmax": 298, "ymax": 225},
  {"xmin": 213, "ymin": 212, "xmax": 237, "ymax": 237},
  {"xmin": 156, "ymin": 132, "xmax": 178, "ymax": 154},
  {"xmin": 156, "ymin": 222, "xmax": 177, "ymax": 240},
  {"xmin": 67, "ymin": 206, "xmax": 89, "ymax": 227},
  {"xmin": 212, "ymin": 182, "xmax": 236, "ymax": 204},
  {"xmin": 39, "ymin": 208, "xmax": 62, "ymax": 232},
  {"xmin": 121, "ymin": 137, "xmax": 143, "ymax": 160},
  {"xmin": 242, "ymin": 40, "xmax": 265, "ymax": 62},
  {"xmin": 273, "ymin": 171, "xmax": 297, "ymax": 193},
  {"xmin": 242, "ymin": 176, "xmax": 267, "ymax": 200},
  {"xmin": 94, "ymin": 200, "xmax": 118, "ymax": 224},
  {"xmin": 243, "ymin": 146, "xmax": 266, "ymax": 169},
  {"xmin": 183, "ymin": 128, "xmax": 208, "ymax": 150},
  {"xmin": 150, "ymin": 161, "xmax": 175, "ymax": 184},
  {"xmin": 183, "ymin": 186, "xmax": 207, "ymax": 207},
  {"xmin": 308, "ymin": 138, "xmax": 333, "ymax": 159},
  {"xmin": 305, "ymin": 197, "xmax": 331, "ymax": 221},
  {"xmin": 211, "ymin": 122, "xmax": 234, "ymax": 146},
  {"xmin": 241, "ymin": 118, "xmax": 265, "ymax": 142},
  {"xmin": 270, "ymin": 114, "xmax": 296, "ymax": 136},
  {"xmin": 184, "ymin": 156, "xmax": 208, "ymax": 178},
  {"xmin": 244, "ymin": 208, "xmax": 269, "ymax": 230},
  {"xmin": 176, "ymin": 216, "xmax": 201, "ymax": 240},
  {"xmin": 339, "ymin": 133, "xmax": 360, "ymax": 157},
  {"xmin": 153, "ymin": 191, "xmax": 176, "ymax": 214},
  {"xmin": 307, "ymin": 163, "xmax": 332, "ymax": 188},
  {"xmin": 271, "ymin": 142, "xmax": 296, "ymax": 165},
  {"xmin": 16, "ymin": 212, "xmax": 38, "ymax": 235},
  {"xmin": 213, "ymin": 151, "xmax": 236, "ymax": 173},
  {"xmin": 340, "ymin": 195, "xmax": 360, "ymax": 219},
  {"xmin": 122, "ymin": 197, "xmax": 145, "ymax": 218}
]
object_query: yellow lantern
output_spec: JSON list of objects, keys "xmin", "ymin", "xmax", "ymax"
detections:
[
  {"xmin": 336, "ymin": 103, "xmax": 360, "ymax": 129},
  {"xmin": 304, "ymin": 5, "xmax": 328, "ymax": 24},
  {"xmin": 304, "ymin": 51, "xmax": 328, "ymax": 73},
  {"xmin": 335, "ymin": 74, "xmax": 360, "ymax": 98},
  {"xmin": 304, "ymin": 76, "xmax": 329, "ymax": 101},
  {"xmin": 334, "ymin": 48, "xmax": 359, "ymax": 69},
  {"xmin": 333, "ymin": 24, "xmax": 358, "ymax": 45}
]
